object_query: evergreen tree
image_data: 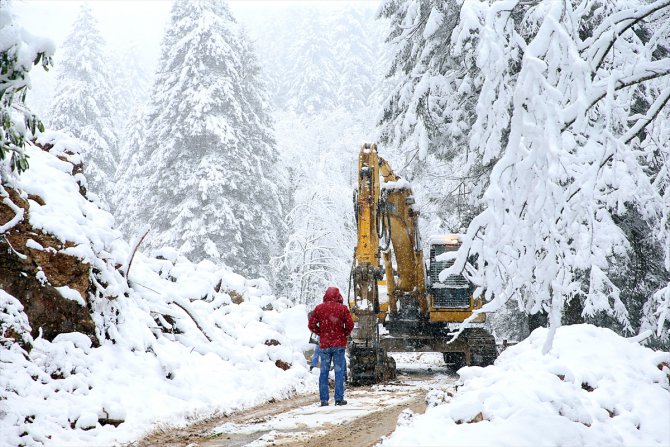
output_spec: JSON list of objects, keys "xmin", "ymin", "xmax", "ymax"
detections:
[
  {"xmin": 48, "ymin": 4, "xmax": 119, "ymax": 208},
  {"xmin": 124, "ymin": 0, "xmax": 284, "ymax": 278},
  {"xmin": 0, "ymin": 0, "xmax": 53, "ymax": 177},
  {"xmin": 249, "ymin": 10, "xmax": 294, "ymax": 112},
  {"xmin": 378, "ymin": 0, "xmax": 487, "ymax": 234},
  {"xmin": 378, "ymin": 0, "xmax": 670, "ymax": 348},
  {"xmin": 112, "ymin": 43, "xmax": 152, "ymax": 228},
  {"xmin": 249, "ymin": 4, "xmax": 381, "ymax": 116},
  {"xmin": 331, "ymin": 7, "xmax": 379, "ymax": 113},
  {"xmin": 283, "ymin": 8, "xmax": 339, "ymax": 114},
  {"xmin": 113, "ymin": 106, "xmax": 146, "ymax": 233},
  {"xmin": 413, "ymin": 0, "xmax": 670, "ymax": 350},
  {"xmin": 109, "ymin": 41, "xmax": 151, "ymax": 139}
]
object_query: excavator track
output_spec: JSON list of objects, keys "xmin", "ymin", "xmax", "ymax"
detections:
[
  {"xmin": 349, "ymin": 344, "xmax": 396, "ymax": 386},
  {"xmin": 463, "ymin": 328, "xmax": 497, "ymax": 367}
]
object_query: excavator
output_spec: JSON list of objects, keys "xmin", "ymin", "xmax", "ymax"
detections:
[{"xmin": 347, "ymin": 143, "xmax": 497, "ymax": 385}]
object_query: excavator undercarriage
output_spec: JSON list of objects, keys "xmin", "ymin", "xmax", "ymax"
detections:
[
  {"xmin": 347, "ymin": 143, "xmax": 497, "ymax": 385},
  {"xmin": 348, "ymin": 311, "xmax": 396, "ymax": 386}
]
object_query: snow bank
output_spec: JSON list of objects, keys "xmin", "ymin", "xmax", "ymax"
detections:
[
  {"xmin": 0, "ymin": 135, "xmax": 311, "ymax": 447},
  {"xmin": 382, "ymin": 324, "xmax": 670, "ymax": 447}
]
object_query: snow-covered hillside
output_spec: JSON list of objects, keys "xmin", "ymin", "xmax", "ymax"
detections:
[
  {"xmin": 382, "ymin": 324, "xmax": 670, "ymax": 447},
  {"xmin": 0, "ymin": 133, "xmax": 311, "ymax": 447}
]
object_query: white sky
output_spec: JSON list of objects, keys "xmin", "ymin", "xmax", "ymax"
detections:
[
  {"xmin": 17, "ymin": 1, "xmax": 170, "ymax": 69},
  {"xmin": 16, "ymin": 0, "xmax": 380, "ymax": 69},
  {"xmin": 17, "ymin": 0, "xmax": 380, "ymax": 116}
]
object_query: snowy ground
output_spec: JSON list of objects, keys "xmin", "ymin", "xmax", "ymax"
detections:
[
  {"xmin": 1, "ymin": 285, "xmax": 314, "ymax": 447},
  {"xmin": 97, "ymin": 325, "xmax": 670, "ymax": 447},
  {"xmin": 380, "ymin": 325, "xmax": 670, "ymax": 447}
]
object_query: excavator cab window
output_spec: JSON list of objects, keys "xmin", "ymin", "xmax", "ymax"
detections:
[{"xmin": 429, "ymin": 243, "xmax": 472, "ymax": 308}]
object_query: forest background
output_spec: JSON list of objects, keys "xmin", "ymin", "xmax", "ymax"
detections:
[{"xmin": 14, "ymin": 0, "xmax": 670, "ymax": 349}]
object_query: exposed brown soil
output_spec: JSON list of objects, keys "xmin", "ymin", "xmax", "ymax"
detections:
[
  {"xmin": 279, "ymin": 392, "xmax": 427, "ymax": 447},
  {"xmin": 0, "ymin": 183, "xmax": 96, "ymax": 346}
]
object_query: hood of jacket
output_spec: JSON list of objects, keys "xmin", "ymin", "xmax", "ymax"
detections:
[{"xmin": 323, "ymin": 286, "xmax": 343, "ymax": 303}]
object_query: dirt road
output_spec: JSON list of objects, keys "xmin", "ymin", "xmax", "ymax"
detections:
[{"xmin": 132, "ymin": 353, "xmax": 457, "ymax": 447}]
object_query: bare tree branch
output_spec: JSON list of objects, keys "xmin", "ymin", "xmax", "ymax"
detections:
[
  {"xmin": 172, "ymin": 299, "xmax": 214, "ymax": 343},
  {"xmin": 124, "ymin": 226, "xmax": 150, "ymax": 279},
  {"xmin": 562, "ymin": 66, "xmax": 670, "ymax": 132},
  {"xmin": 588, "ymin": 0, "xmax": 670, "ymax": 77}
]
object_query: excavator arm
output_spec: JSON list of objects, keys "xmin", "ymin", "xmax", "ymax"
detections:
[
  {"xmin": 377, "ymin": 156, "xmax": 428, "ymax": 320},
  {"xmin": 351, "ymin": 144, "xmax": 382, "ymax": 314},
  {"xmin": 351, "ymin": 145, "xmax": 428, "ymax": 317}
]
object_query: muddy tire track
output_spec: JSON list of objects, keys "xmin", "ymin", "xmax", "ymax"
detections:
[{"xmin": 130, "ymin": 370, "xmax": 456, "ymax": 447}]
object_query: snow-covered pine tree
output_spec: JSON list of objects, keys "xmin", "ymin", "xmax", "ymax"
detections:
[
  {"xmin": 247, "ymin": 9, "xmax": 294, "ymax": 112},
  {"xmin": 283, "ymin": 8, "xmax": 339, "ymax": 114},
  {"xmin": 113, "ymin": 106, "xmax": 146, "ymax": 234},
  {"xmin": 378, "ymin": 0, "xmax": 670, "ymax": 348},
  {"xmin": 109, "ymin": 41, "xmax": 151, "ymax": 139},
  {"xmin": 112, "ymin": 43, "xmax": 153, "ymax": 230},
  {"xmin": 331, "ymin": 7, "xmax": 379, "ymax": 113},
  {"xmin": 377, "ymin": 0, "xmax": 487, "ymax": 234},
  {"xmin": 0, "ymin": 0, "xmax": 53, "ymax": 177},
  {"xmin": 435, "ymin": 0, "xmax": 670, "ymax": 350},
  {"xmin": 48, "ymin": 4, "xmax": 119, "ymax": 209},
  {"xmin": 125, "ymin": 0, "xmax": 284, "ymax": 278}
]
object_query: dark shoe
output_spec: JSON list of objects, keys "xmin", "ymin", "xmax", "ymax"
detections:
[
  {"xmin": 335, "ymin": 400, "xmax": 347, "ymax": 406},
  {"xmin": 320, "ymin": 401, "xmax": 329, "ymax": 406},
  {"xmin": 310, "ymin": 366, "xmax": 314, "ymax": 371}
]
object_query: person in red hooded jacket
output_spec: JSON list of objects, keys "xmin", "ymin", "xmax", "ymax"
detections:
[{"xmin": 308, "ymin": 286, "xmax": 354, "ymax": 406}]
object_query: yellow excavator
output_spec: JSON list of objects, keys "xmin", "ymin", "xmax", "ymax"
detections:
[{"xmin": 347, "ymin": 143, "xmax": 497, "ymax": 385}]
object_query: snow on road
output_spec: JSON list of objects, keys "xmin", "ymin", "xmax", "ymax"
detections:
[
  {"xmin": 207, "ymin": 386, "xmax": 420, "ymax": 446},
  {"xmin": 135, "ymin": 353, "xmax": 457, "ymax": 447}
]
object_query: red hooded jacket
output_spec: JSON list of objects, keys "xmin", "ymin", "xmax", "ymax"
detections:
[{"xmin": 308, "ymin": 287, "xmax": 354, "ymax": 349}]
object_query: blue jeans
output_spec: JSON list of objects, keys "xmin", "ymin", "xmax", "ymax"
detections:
[
  {"xmin": 311, "ymin": 344, "xmax": 321, "ymax": 368},
  {"xmin": 319, "ymin": 347, "xmax": 346, "ymax": 402}
]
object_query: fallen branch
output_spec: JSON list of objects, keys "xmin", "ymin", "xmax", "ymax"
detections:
[
  {"xmin": 171, "ymin": 298, "xmax": 214, "ymax": 343},
  {"xmin": 628, "ymin": 330, "xmax": 653, "ymax": 344},
  {"xmin": 124, "ymin": 225, "xmax": 150, "ymax": 279},
  {"xmin": 129, "ymin": 280, "xmax": 214, "ymax": 343},
  {"xmin": 129, "ymin": 280, "xmax": 162, "ymax": 295}
]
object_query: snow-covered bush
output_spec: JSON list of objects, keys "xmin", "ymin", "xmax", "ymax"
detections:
[{"xmin": 382, "ymin": 324, "xmax": 670, "ymax": 447}]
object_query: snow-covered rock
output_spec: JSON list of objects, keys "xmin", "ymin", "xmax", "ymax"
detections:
[{"xmin": 382, "ymin": 324, "xmax": 670, "ymax": 447}]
